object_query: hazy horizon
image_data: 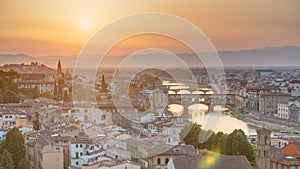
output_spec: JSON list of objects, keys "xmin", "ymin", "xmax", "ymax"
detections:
[{"xmin": 1, "ymin": 1, "xmax": 299, "ymax": 56}]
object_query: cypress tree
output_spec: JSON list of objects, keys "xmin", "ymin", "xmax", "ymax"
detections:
[
  {"xmin": 17, "ymin": 158, "xmax": 30, "ymax": 169},
  {"xmin": 1, "ymin": 127, "xmax": 26, "ymax": 167},
  {"xmin": 0, "ymin": 149, "xmax": 14, "ymax": 169}
]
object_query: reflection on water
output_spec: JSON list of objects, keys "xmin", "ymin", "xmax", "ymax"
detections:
[{"xmin": 168, "ymin": 104, "xmax": 256, "ymax": 136}]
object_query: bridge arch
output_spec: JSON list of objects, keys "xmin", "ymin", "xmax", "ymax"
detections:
[
  {"xmin": 192, "ymin": 91, "xmax": 204, "ymax": 94},
  {"xmin": 206, "ymin": 91, "xmax": 214, "ymax": 94},
  {"xmin": 168, "ymin": 104, "xmax": 183, "ymax": 116},
  {"xmin": 177, "ymin": 90, "xmax": 191, "ymax": 94},
  {"xmin": 168, "ymin": 90, "xmax": 176, "ymax": 94}
]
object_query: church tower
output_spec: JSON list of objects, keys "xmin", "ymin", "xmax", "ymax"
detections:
[
  {"xmin": 57, "ymin": 59, "xmax": 62, "ymax": 76},
  {"xmin": 256, "ymin": 128, "xmax": 271, "ymax": 169}
]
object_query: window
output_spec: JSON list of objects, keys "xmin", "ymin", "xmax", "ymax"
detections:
[
  {"xmin": 157, "ymin": 158, "xmax": 161, "ymax": 164},
  {"xmin": 80, "ymin": 152, "xmax": 82, "ymax": 156},
  {"xmin": 80, "ymin": 144, "xmax": 82, "ymax": 148},
  {"xmin": 76, "ymin": 152, "xmax": 79, "ymax": 158},
  {"xmin": 76, "ymin": 161, "xmax": 79, "ymax": 165},
  {"xmin": 76, "ymin": 144, "xmax": 78, "ymax": 148},
  {"xmin": 165, "ymin": 158, "xmax": 169, "ymax": 164}
]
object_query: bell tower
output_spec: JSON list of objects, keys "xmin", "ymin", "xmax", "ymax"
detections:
[
  {"xmin": 57, "ymin": 59, "xmax": 62, "ymax": 76},
  {"xmin": 256, "ymin": 128, "xmax": 271, "ymax": 169}
]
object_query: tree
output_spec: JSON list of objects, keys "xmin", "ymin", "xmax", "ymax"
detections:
[
  {"xmin": 210, "ymin": 132, "xmax": 225, "ymax": 151},
  {"xmin": 0, "ymin": 149, "xmax": 14, "ymax": 169},
  {"xmin": 180, "ymin": 125, "xmax": 255, "ymax": 163},
  {"xmin": 225, "ymin": 129, "xmax": 255, "ymax": 162},
  {"xmin": 17, "ymin": 158, "xmax": 30, "ymax": 169},
  {"xmin": 1, "ymin": 127, "xmax": 26, "ymax": 167}
]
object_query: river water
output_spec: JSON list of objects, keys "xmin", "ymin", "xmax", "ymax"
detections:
[{"xmin": 168, "ymin": 104, "xmax": 257, "ymax": 136}]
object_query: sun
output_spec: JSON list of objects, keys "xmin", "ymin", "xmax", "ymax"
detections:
[{"xmin": 79, "ymin": 18, "xmax": 93, "ymax": 31}]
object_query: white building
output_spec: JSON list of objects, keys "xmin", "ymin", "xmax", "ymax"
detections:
[
  {"xmin": 61, "ymin": 104, "xmax": 112, "ymax": 125},
  {"xmin": 16, "ymin": 73, "xmax": 55, "ymax": 95},
  {"xmin": 289, "ymin": 80, "xmax": 300, "ymax": 97},
  {"xmin": 273, "ymin": 79, "xmax": 286, "ymax": 86},
  {"xmin": 271, "ymin": 137, "xmax": 289, "ymax": 148},
  {"xmin": 276, "ymin": 102, "xmax": 289, "ymax": 119},
  {"xmin": 70, "ymin": 138, "xmax": 104, "ymax": 168}
]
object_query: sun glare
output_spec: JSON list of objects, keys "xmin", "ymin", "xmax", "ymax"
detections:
[{"xmin": 79, "ymin": 18, "xmax": 93, "ymax": 31}]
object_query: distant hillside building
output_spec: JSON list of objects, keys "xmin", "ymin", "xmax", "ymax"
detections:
[
  {"xmin": 54, "ymin": 59, "xmax": 72, "ymax": 98},
  {"xmin": 7, "ymin": 61, "xmax": 72, "ymax": 97}
]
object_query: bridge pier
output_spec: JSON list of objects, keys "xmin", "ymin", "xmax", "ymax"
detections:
[
  {"xmin": 208, "ymin": 104, "xmax": 215, "ymax": 112},
  {"xmin": 182, "ymin": 101, "xmax": 189, "ymax": 118}
]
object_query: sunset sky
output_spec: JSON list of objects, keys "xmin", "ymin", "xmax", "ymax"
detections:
[{"xmin": 0, "ymin": 0, "xmax": 299, "ymax": 56}]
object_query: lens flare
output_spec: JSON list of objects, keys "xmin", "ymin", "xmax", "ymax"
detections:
[{"xmin": 198, "ymin": 151, "xmax": 220, "ymax": 168}]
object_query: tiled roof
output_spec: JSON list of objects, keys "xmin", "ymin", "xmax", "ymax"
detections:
[
  {"xmin": 160, "ymin": 144, "xmax": 197, "ymax": 155},
  {"xmin": 289, "ymin": 80, "xmax": 300, "ymax": 83},
  {"xmin": 172, "ymin": 152, "xmax": 253, "ymax": 169},
  {"xmin": 260, "ymin": 92, "xmax": 290, "ymax": 97}
]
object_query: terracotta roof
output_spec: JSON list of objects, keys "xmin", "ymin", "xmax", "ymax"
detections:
[{"xmin": 289, "ymin": 80, "xmax": 300, "ymax": 83}]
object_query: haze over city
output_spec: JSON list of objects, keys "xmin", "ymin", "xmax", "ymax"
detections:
[
  {"xmin": 0, "ymin": 1, "xmax": 300, "ymax": 169},
  {"xmin": 1, "ymin": 0, "xmax": 299, "ymax": 57}
]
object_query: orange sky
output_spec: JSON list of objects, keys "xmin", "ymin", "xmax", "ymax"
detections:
[{"xmin": 0, "ymin": 0, "xmax": 299, "ymax": 56}]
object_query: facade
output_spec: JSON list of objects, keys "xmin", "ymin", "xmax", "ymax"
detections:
[
  {"xmin": 70, "ymin": 138, "xmax": 104, "ymax": 168},
  {"xmin": 235, "ymin": 94, "xmax": 247, "ymax": 110},
  {"xmin": 271, "ymin": 137, "xmax": 289, "ymax": 148},
  {"xmin": 246, "ymin": 86, "xmax": 268, "ymax": 112},
  {"xmin": 60, "ymin": 105, "xmax": 112, "ymax": 125},
  {"xmin": 289, "ymin": 103, "xmax": 300, "ymax": 122},
  {"xmin": 273, "ymin": 79, "xmax": 286, "ymax": 87},
  {"xmin": 148, "ymin": 144, "xmax": 198, "ymax": 169},
  {"xmin": 26, "ymin": 140, "xmax": 38, "ymax": 169},
  {"xmin": 259, "ymin": 92, "xmax": 290, "ymax": 115},
  {"xmin": 150, "ymin": 89, "xmax": 168, "ymax": 111},
  {"xmin": 0, "ymin": 110, "xmax": 33, "ymax": 133},
  {"xmin": 256, "ymin": 128, "xmax": 271, "ymax": 169},
  {"xmin": 37, "ymin": 138, "xmax": 64, "ymax": 169},
  {"xmin": 50, "ymin": 136, "xmax": 72, "ymax": 169},
  {"xmin": 16, "ymin": 80, "xmax": 55, "ymax": 95},
  {"xmin": 276, "ymin": 102, "xmax": 289, "ymax": 119},
  {"xmin": 289, "ymin": 80, "xmax": 300, "ymax": 97}
]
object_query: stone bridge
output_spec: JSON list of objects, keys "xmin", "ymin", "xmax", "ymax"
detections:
[{"xmin": 168, "ymin": 93, "xmax": 234, "ymax": 117}]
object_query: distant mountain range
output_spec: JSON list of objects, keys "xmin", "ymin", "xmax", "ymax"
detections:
[{"xmin": 0, "ymin": 46, "xmax": 299, "ymax": 68}]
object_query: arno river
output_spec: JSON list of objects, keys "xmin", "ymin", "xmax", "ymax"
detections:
[{"xmin": 168, "ymin": 104, "xmax": 257, "ymax": 136}]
